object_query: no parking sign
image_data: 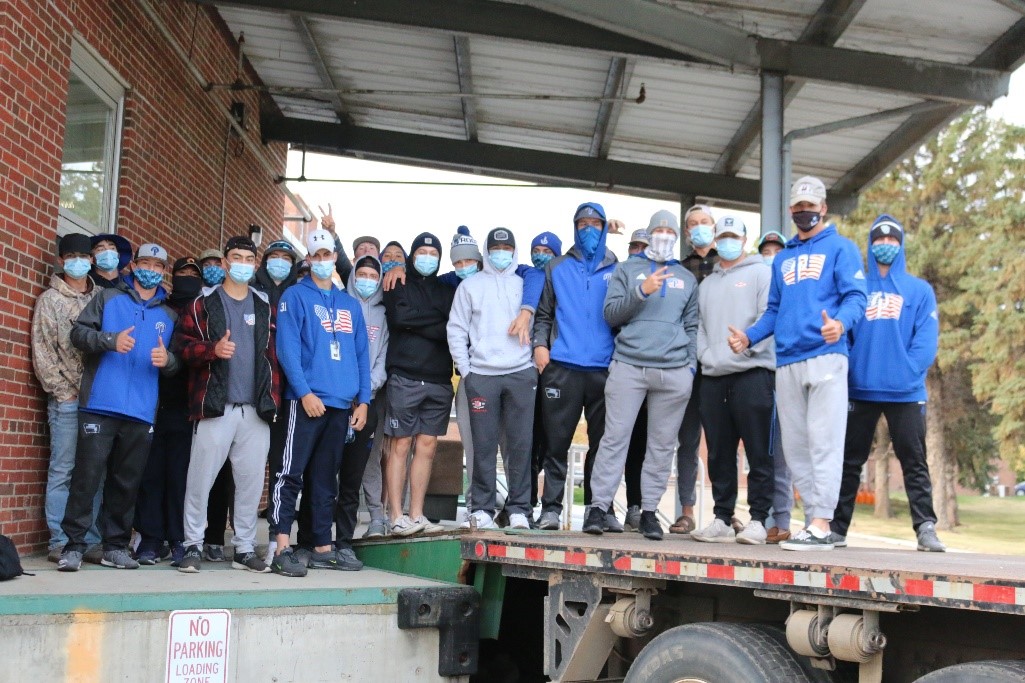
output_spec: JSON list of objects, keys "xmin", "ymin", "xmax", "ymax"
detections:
[{"xmin": 166, "ymin": 609, "xmax": 231, "ymax": 683}]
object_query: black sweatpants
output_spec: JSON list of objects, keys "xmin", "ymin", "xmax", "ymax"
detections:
[
  {"xmin": 624, "ymin": 399, "xmax": 648, "ymax": 508},
  {"xmin": 264, "ymin": 414, "xmax": 289, "ymax": 536},
  {"xmin": 62, "ymin": 412, "xmax": 153, "ymax": 552},
  {"xmin": 539, "ymin": 361, "xmax": 607, "ymax": 514},
  {"xmin": 204, "ymin": 462, "xmax": 234, "ymax": 545},
  {"xmin": 133, "ymin": 406, "xmax": 192, "ymax": 549},
  {"xmin": 529, "ymin": 382, "xmax": 547, "ymax": 508},
  {"xmin": 832, "ymin": 400, "xmax": 937, "ymax": 536},
  {"xmin": 699, "ymin": 368, "xmax": 775, "ymax": 524},
  {"xmin": 676, "ymin": 369, "xmax": 703, "ymax": 507}
]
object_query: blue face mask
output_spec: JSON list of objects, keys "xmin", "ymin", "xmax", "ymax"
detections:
[
  {"xmin": 716, "ymin": 238, "xmax": 744, "ymax": 262},
  {"xmin": 266, "ymin": 257, "xmax": 292, "ymax": 281},
  {"xmin": 455, "ymin": 264, "xmax": 478, "ymax": 280},
  {"xmin": 202, "ymin": 265, "xmax": 225, "ymax": 286},
  {"xmin": 310, "ymin": 260, "xmax": 335, "ymax": 280},
  {"xmin": 688, "ymin": 225, "xmax": 714, "ymax": 248},
  {"xmin": 381, "ymin": 260, "xmax": 403, "ymax": 274},
  {"xmin": 95, "ymin": 250, "xmax": 120, "ymax": 272},
  {"xmin": 489, "ymin": 250, "xmax": 514, "ymax": 271},
  {"xmin": 414, "ymin": 254, "xmax": 439, "ymax": 276},
  {"xmin": 577, "ymin": 226, "xmax": 601, "ymax": 257},
  {"xmin": 355, "ymin": 277, "xmax": 379, "ymax": 299},
  {"xmin": 63, "ymin": 257, "xmax": 91, "ymax": 279},
  {"xmin": 871, "ymin": 243, "xmax": 900, "ymax": 266},
  {"xmin": 134, "ymin": 267, "xmax": 164, "ymax": 290},
  {"xmin": 228, "ymin": 263, "xmax": 255, "ymax": 284},
  {"xmin": 762, "ymin": 254, "xmax": 776, "ymax": 266},
  {"xmin": 531, "ymin": 252, "xmax": 553, "ymax": 269}
]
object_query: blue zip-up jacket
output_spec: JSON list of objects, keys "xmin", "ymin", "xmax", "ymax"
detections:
[
  {"xmin": 746, "ymin": 224, "xmax": 867, "ymax": 367},
  {"xmin": 532, "ymin": 202, "xmax": 619, "ymax": 371},
  {"xmin": 71, "ymin": 275, "xmax": 180, "ymax": 424},
  {"xmin": 276, "ymin": 276, "xmax": 371, "ymax": 410},
  {"xmin": 848, "ymin": 218, "xmax": 938, "ymax": 402}
]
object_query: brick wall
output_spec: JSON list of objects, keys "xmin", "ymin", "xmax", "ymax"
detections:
[{"xmin": 0, "ymin": 0, "xmax": 287, "ymax": 551}]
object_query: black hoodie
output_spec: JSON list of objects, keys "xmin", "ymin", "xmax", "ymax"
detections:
[{"xmin": 253, "ymin": 250, "xmax": 299, "ymax": 310}]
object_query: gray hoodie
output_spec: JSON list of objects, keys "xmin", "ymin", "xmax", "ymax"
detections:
[
  {"xmin": 603, "ymin": 255, "xmax": 698, "ymax": 369},
  {"xmin": 346, "ymin": 257, "xmax": 389, "ymax": 396},
  {"xmin": 447, "ymin": 244, "xmax": 532, "ymax": 376},
  {"xmin": 697, "ymin": 254, "xmax": 775, "ymax": 376}
]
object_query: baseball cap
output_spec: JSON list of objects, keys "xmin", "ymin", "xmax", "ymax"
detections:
[
  {"xmin": 265, "ymin": 240, "xmax": 298, "ymax": 262},
  {"xmin": 173, "ymin": 257, "xmax": 199, "ymax": 274},
  {"xmin": 352, "ymin": 235, "xmax": 381, "ymax": 254},
  {"xmin": 714, "ymin": 215, "xmax": 747, "ymax": 238},
  {"xmin": 224, "ymin": 235, "xmax": 257, "ymax": 256},
  {"xmin": 870, "ymin": 214, "xmax": 904, "ymax": 245},
  {"xmin": 135, "ymin": 243, "xmax": 168, "ymax": 263},
  {"xmin": 486, "ymin": 228, "xmax": 515, "ymax": 251},
  {"xmin": 306, "ymin": 228, "xmax": 336, "ymax": 255},
  {"xmin": 628, "ymin": 229, "xmax": 650, "ymax": 246},
  {"xmin": 684, "ymin": 204, "xmax": 715, "ymax": 224},
  {"xmin": 573, "ymin": 203, "xmax": 605, "ymax": 222},
  {"xmin": 790, "ymin": 176, "xmax": 827, "ymax": 207},
  {"xmin": 198, "ymin": 248, "xmax": 224, "ymax": 263},
  {"xmin": 757, "ymin": 231, "xmax": 786, "ymax": 251},
  {"xmin": 59, "ymin": 233, "xmax": 92, "ymax": 257}
]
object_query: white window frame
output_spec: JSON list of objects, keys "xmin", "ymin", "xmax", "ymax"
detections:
[{"xmin": 57, "ymin": 36, "xmax": 128, "ymax": 237}]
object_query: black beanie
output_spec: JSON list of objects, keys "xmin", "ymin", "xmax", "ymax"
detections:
[{"xmin": 409, "ymin": 232, "xmax": 442, "ymax": 261}]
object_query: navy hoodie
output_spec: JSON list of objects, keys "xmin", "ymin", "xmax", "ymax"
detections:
[
  {"xmin": 276, "ymin": 276, "xmax": 371, "ymax": 409},
  {"xmin": 532, "ymin": 202, "xmax": 618, "ymax": 371},
  {"xmin": 746, "ymin": 224, "xmax": 867, "ymax": 367},
  {"xmin": 848, "ymin": 217, "xmax": 938, "ymax": 402}
]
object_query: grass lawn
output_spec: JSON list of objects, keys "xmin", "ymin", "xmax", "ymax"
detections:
[{"xmin": 830, "ymin": 493, "xmax": 1025, "ymax": 555}]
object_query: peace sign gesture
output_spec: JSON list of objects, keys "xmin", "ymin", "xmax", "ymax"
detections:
[{"xmin": 318, "ymin": 203, "xmax": 335, "ymax": 232}]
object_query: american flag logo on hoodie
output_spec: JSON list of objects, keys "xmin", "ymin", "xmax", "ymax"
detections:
[
  {"xmin": 781, "ymin": 254, "xmax": 826, "ymax": 285},
  {"xmin": 865, "ymin": 292, "xmax": 904, "ymax": 321},
  {"xmin": 314, "ymin": 305, "xmax": 353, "ymax": 333}
]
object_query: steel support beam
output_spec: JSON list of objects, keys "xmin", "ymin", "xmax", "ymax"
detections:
[
  {"xmin": 453, "ymin": 36, "xmax": 479, "ymax": 142},
  {"xmin": 291, "ymin": 14, "xmax": 350, "ymax": 124},
  {"xmin": 589, "ymin": 57, "xmax": 630, "ymax": 158},
  {"xmin": 760, "ymin": 73, "xmax": 785, "ymax": 237},
  {"xmin": 262, "ymin": 115, "xmax": 773, "ymax": 204}
]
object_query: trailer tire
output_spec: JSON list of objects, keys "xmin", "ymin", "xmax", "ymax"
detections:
[
  {"xmin": 624, "ymin": 622, "xmax": 820, "ymax": 683},
  {"xmin": 915, "ymin": 660, "xmax": 1025, "ymax": 682}
]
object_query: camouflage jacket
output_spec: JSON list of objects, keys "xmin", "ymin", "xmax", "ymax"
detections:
[{"xmin": 31, "ymin": 274, "xmax": 98, "ymax": 402}]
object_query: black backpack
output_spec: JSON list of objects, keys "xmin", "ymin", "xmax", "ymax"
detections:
[{"xmin": 0, "ymin": 534, "xmax": 32, "ymax": 580}]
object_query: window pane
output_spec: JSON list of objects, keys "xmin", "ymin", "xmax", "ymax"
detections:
[{"xmin": 60, "ymin": 71, "xmax": 114, "ymax": 230}]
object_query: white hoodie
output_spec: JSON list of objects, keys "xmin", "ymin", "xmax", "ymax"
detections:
[{"xmin": 446, "ymin": 243, "xmax": 533, "ymax": 376}]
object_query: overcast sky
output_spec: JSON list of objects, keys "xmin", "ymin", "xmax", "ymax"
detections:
[{"xmin": 285, "ymin": 66, "xmax": 1024, "ymax": 264}]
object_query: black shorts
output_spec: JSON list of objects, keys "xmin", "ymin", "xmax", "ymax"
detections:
[{"xmin": 384, "ymin": 375, "xmax": 454, "ymax": 437}]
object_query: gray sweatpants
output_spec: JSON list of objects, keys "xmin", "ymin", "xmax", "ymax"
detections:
[
  {"xmin": 182, "ymin": 404, "xmax": 269, "ymax": 553},
  {"xmin": 361, "ymin": 396, "xmax": 387, "ymax": 523},
  {"xmin": 590, "ymin": 361, "xmax": 693, "ymax": 512},
  {"xmin": 455, "ymin": 380, "xmax": 475, "ymax": 506},
  {"xmin": 766, "ymin": 412, "xmax": 794, "ymax": 529},
  {"xmin": 465, "ymin": 369, "xmax": 537, "ymax": 517},
  {"xmin": 776, "ymin": 354, "xmax": 847, "ymax": 521}
]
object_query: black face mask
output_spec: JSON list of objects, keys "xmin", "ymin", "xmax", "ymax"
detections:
[
  {"xmin": 170, "ymin": 275, "xmax": 202, "ymax": 302},
  {"xmin": 792, "ymin": 210, "xmax": 822, "ymax": 233}
]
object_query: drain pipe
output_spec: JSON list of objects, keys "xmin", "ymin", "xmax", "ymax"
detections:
[
  {"xmin": 136, "ymin": 0, "xmax": 313, "ymax": 223},
  {"xmin": 780, "ymin": 101, "xmax": 950, "ymax": 232}
]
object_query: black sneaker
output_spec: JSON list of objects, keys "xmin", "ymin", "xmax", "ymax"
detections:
[
  {"xmin": 780, "ymin": 527, "xmax": 835, "ymax": 551},
  {"xmin": 293, "ymin": 547, "xmax": 314, "ymax": 568},
  {"xmin": 827, "ymin": 532, "xmax": 848, "ymax": 547},
  {"xmin": 639, "ymin": 511, "xmax": 663, "ymax": 541},
  {"xmin": 582, "ymin": 506, "xmax": 605, "ymax": 535},
  {"xmin": 309, "ymin": 548, "xmax": 344, "ymax": 570},
  {"xmin": 177, "ymin": 545, "xmax": 203, "ymax": 573},
  {"xmin": 271, "ymin": 549, "xmax": 308, "ymax": 577},
  {"xmin": 604, "ymin": 510, "xmax": 624, "ymax": 533},
  {"xmin": 232, "ymin": 551, "xmax": 270, "ymax": 573}
]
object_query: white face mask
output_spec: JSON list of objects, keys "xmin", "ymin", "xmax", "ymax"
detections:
[{"xmin": 645, "ymin": 233, "xmax": 678, "ymax": 261}]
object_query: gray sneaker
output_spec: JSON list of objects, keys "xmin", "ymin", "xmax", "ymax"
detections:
[
  {"xmin": 624, "ymin": 505, "xmax": 641, "ymax": 532},
  {"xmin": 827, "ymin": 532, "xmax": 848, "ymax": 547},
  {"xmin": 177, "ymin": 545, "xmax": 203, "ymax": 573},
  {"xmin": 232, "ymin": 551, "xmax": 270, "ymax": 573},
  {"xmin": 203, "ymin": 544, "xmax": 226, "ymax": 562},
  {"xmin": 101, "ymin": 548, "xmax": 140, "ymax": 569},
  {"xmin": 48, "ymin": 547, "xmax": 62, "ymax": 563},
  {"xmin": 736, "ymin": 520, "xmax": 768, "ymax": 545},
  {"xmin": 604, "ymin": 510, "xmax": 624, "ymax": 533},
  {"xmin": 293, "ymin": 547, "xmax": 314, "ymax": 568},
  {"xmin": 536, "ymin": 510, "xmax": 561, "ymax": 530},
  {"xmin": 363, "ymin": 519, "xmax": 389, "ymax": 539},
  {"xmin": 83, "ymin": 544, "xmax": 104, "ymax": 564},
  {"xmin": 916, "ymin": 522, "xmax": 946, "ymax": 552},
  {"xmin": 271, "ymin": 549, "xmax": 308, "ymax": 578},
  {"xmin": 57, "ymin": 549, "xmax": 83, "ymax": 572},
  {"xmin": 692, "ymin": 518, "xmax": 736, "ymax": 543},
  {"xmin": 335, "ymin": 547, "xmax": 364, "ymax": 571}
]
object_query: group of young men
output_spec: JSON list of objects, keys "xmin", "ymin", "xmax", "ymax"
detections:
[{"xmin": 31, "ymin": 174, "xmax": 944, "ymax": 582}]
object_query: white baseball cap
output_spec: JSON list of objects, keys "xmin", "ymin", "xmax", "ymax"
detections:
[{"xmin": 306, "ymin": 228, "xmax": 336, "ymax": 255}]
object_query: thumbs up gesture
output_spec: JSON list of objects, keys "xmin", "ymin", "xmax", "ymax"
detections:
[
  {"xmin": 116, "ymin": 326, "xmax": 136, "ymax": 354},
  {"xmin": 820, "ymin": 310, "xmax": 844, "ymax": 344},
  {"xmin": 214, "ymin": 329, "xmax": 236, "ymax": 360},
  {"xmin": 151, "ymin": 335, "xmax": 169, "ymax": 368},
  {"xmin": 727, "ymin": 324, "xmax": 750, "ymax": 354}
]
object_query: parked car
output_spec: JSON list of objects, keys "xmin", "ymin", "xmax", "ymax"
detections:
[{"xmin": 1015, "ymin": 481, "xmax": 1025, "ymax": 496}]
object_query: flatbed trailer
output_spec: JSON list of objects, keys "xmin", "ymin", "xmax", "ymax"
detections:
[{"xmin": 455, "ymin": 529, "xmax": 1025, "ymax": 683}]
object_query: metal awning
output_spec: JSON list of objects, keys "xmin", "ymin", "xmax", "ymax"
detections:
[{"xmin": 199, "ymin": 0, "xmax": 1025, "ymax": 214}]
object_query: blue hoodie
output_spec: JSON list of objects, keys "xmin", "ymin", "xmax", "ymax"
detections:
[
  {"xmin": 848, "ymin": 215, "xmax": 938, "ymax": 402},
  {"xmin": 532, "ymin": 202, "xmax": 618, "ymax": 370},
  {"xmin": 276, "ymin": 276, "xmax": 371, "ymax": 409},
  {"xmin": 746, "ymin": 224, "xmax": 867, "ymax": 367}
]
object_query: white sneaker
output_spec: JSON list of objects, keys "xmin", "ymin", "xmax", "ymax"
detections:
[
  {"xmin": 508, "ymin": 513, "xmax": 531, "ymax": 529},
  {"xmin": 736, "ymin": 520, "xmax": 767, "ymax": 545},
  {"xmin": 263, "ymin": 541, "xmax": 277, "ymax": 567},
  {"xmin": 460, "ymin": 510, "xmax": 497, "ymax": 530},
  {"xmin": 413, "ymin": 515, "xmax": 445, "ymax": 533},
  {"xmin": 391, "ymin": 515, "xmax": 427, "ymax": 537},
  {"xmin": 691, "ymin": 518, "xmax": 736, "ymax": 543}
]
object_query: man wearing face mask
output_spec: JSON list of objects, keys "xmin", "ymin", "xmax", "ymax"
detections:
[
  {"xmin": 199, "ymin": 248, "xmax": 226, "ymax": 288},
  {"xmin": 831, "ymin": 214, "xmax": 944, "ymax": 552},
  {"xmin": 729, "ymin": 176, "xmax": 867, "ymax": 551},
  {"xmin": 532, "ymin": 202, "xmax": 619, "ymax": 532},
  {"xmin": 89, "ymin": 234, "xmax": 132, "ymax": 290},
  {"xmin": 448, "ymin": 228, "xmax": 537, "ymax": 530},
  {"xmin": 383, "ymin": 232, "xmax": 456, "ymax": 536},
  {"xmin": 132, "ymin": 257, "xmax": 202, "ymax": 566},
  {"xmin": 584, "ymin": 210, "xmax": 697, "ymax": 541},
  {"xmin": 174, "ymin": 236, "xmax": 280, "ymax": 574},
  {"xmin": 32, "ymin": 233, "xmax": 101, "ymax": 563},
  {"xmin": 758, "ymin": 231, "xmax": 786, "ymax": 266},
  {"xmin": 58, "ymin": 243, "xmax": 180, "ymax": 571}
]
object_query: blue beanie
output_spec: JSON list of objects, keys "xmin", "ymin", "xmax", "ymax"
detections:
[{"xmin": 531, "ymin": 231, "xmax": 562, "ymax": 257}]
